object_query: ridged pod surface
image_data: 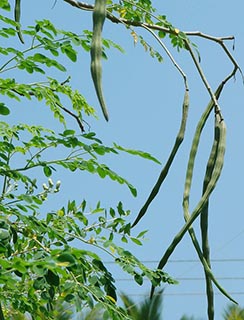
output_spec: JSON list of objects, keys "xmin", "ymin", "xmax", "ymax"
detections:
[
  {"xmin": 90, "ymin": 0, "xmax": 109, "ymax": 121},
  {"xmin": 14, "ymin": 0, "xmax": 24, "ymax": 44}
]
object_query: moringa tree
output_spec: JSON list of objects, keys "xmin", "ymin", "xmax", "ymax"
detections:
[{"xmin": 0, "ymin": 0, "xmax": 242, "ymax": 319}]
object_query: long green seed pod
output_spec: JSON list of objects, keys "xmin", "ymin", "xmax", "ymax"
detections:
[
  {"xmin": 14, "ymin": 0, "xmax": 24, "ymax": 44},
  {"xmin": 152, "ymin": 116, "xmax": 236, "ymax": 304},
  {"xmin": 151, "ymin": 115, "xmax": 236, "ymax": 303},
  {"xmin": 180, "ymin": 84, "xmax": 224, "ymax": 314},
  {"xmin": 200, "ymin": 116, "xmax": 220, "ymax": 320},
  {"xmin": 183, "ymin": 115, "xmax": 221, "ymax": 320},
  {"xmin": 132, "ymin": 89, "xmax": 189, "ymax": 227},
  {"xmin": 182, "ymin": 83, "xmax": 223, "ymax": 213},
  {"xmin": 150, "ymin": 83, "xmax": 236, "ymax": 304},
  {"xmin": 90, "ymin": 0, "xmax": 109, "ymax": 121}
]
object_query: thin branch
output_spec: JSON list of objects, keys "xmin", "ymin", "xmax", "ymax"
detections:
[
  {"xmin": 121, "ymin": 0, "xmax": 163, "ymax": 23},
  {"xmin": 32, "ymin": 235, "xmax": 51, "ymax": 253},
  {"xmin": 1, "ymin": 137, "xmax": 13, "ymax": 199},
  {"xmin": 65, "ymin": 231, "xmax": 116, "ymax": 259},
  {"xmin": 132, "ymin": 89, "xmax": 189, "ymax": 227},
  {"xmin": 4, "ymin": 155, "xmax": 80, "ymax": 174},
  {"xmin": 56, "ymin": 101, "xmax": 85, "ymax": 132},
  {"xmin": 63, "ymin": 0, "xmax": 177, "ymax": 33},
  {"xmin": 132, "ymin": 25, "xmax": 189, "ymax": 227},
  {"xmin": 185, "ymin": 31, "xmax": 234, "ymax": 42},
  {"xmin": 63, "ymin": 0, "xmax": 238, "ymax": 43},
  {"xmin": 184, "ymin": 40, "xmax": 224, "ymax": 119},
  {"xmin": 9, "ymin": 87, "xmax": 85, "ymax": 133},
  {"xmin": 63, "ymin": 0, "xmax": 243, "ymax": 81},
  {"xmin": 186, "ymin": 32, "xmax": 243, "ymax": 81},
  {"xmin": 63, "ymin": 0, "xmax": 93, "ymax": 11},
  {"xmin": 142, "ymin": 25, "xmax": 188, "ymax": 87},
  {"xmin": 24, "ymin": 146, "xmax": 50, "ymax": 169}
]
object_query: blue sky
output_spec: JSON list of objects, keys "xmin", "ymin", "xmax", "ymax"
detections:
[{"xmin": 3, "ymin": 0, "xmax": 244, "ymax": 319}]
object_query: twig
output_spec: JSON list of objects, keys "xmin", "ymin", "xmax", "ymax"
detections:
[
  {"xmin": 56, "ymin": 101, "xmax": 85, "ymax": 132},
  {"xmin": 32, "ymin": 235, "xmax": 51, "ymax": 253},
  {"xmin": 63, "ymin": 0, "xmax": 243, "ymax": 80},
  {"xmin": 142, "ymin": 25, "xmax": 188, "ymax": 86},
  {"xmin": 132, "ymin": 26, "xmax": 189, "ymax": 227},
  {"xmin": 184, "ymin": 40, "xmax": 224, "ymax": 119},
  {"xmin": 185, "ymin": 31, "xmax": 234, "ymax": 42},
  {"xmin": 9, "ymin": 86, "xmax": 85, "ymax": 133}
]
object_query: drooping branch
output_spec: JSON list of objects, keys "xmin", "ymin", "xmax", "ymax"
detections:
[
  {"xmin": 132, "ymin": 89, "xmax": 189, "ymax": 228},
  {"xmin": 63, "ymin": 0, "xmax": 242, "ymax": 78},
  {"xmin": 9, "ymin": 84, "xmax": 85, "ymax": 133},
  {"xmin": 131, "ymin": 25, "xmax": 189, "ymax": 227},
  {"xmin": 142, "ymin": 25, "xmax": 188, "ymax": 85}
]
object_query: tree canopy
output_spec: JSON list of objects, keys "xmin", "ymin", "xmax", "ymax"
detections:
[{"xmin": 0, "ymin": 1, "xmax": 243, "ymax": 319}]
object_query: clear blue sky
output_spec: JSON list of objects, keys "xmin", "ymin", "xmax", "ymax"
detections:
[{"xmin": 4, "ymin": 0, "xmax": 244, "ymax": 319}]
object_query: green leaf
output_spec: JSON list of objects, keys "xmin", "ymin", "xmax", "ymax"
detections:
[
  {"xmin": 63, "ymin": 46, "xmax": 77, "ymax": 62},
  {"xmin": 121, "ymin": 236, "xmax": 128, "ymax": 243},
  {"xmin": 113, "ymin": 143, "xmax": 161, "ymax": 164},
  {"xmin": 43, "ymin": 165, "xmax": 52, "ymax": 177},
  {"xmin": 16, "ymin": 204, "xmax": 28, "ymax": 212},
  {"xmin": 134, "ymin": 273, "xmax": 143, "ymax": 285},
  {"xmin": 45, "ymin": 269, "xmax": 60, "ymax": 286},
  {"xmin": 158, "ymin": 31, "xmax": 166, "ymax": 38},
  {"xmin": 128, "ymin": 184, "xmax": 137, "ymax": 197},
  {"xmin": 131, "ymin": 237, "xmax": 142, "ymax": 245},
  {"xmin": 50, "ymin": 60, "xmax": 66, "ymax": 72},
  {"xmin": 57, "ymin": 252, "xmax": 76, "ymax": 266},
  {"xmin": 33, "ymin": 277, "xmax": 46, "ymax": 290},
  {"xmin": 109, "ymin": 208, "xmax": 115, "ymax": 218},
  {"xmin": 19, "ymin": 194, "xmax": 33, "ymax": 203},
  {"xmin": 0, "ymin": 228, "xmax": 10, "ymax": 241},
  {"xmin": 103, "ymin": 310, "xmax": 110, "ymax": 320},
  {"xmin": 0, "ymin": 103, "xmax": 10, "ymax": 115},
  {"xmin": 63, "ymin": 129, "xmax": 75, "ymax": 136},
  {"xmin": 32, "ymin": 196, "xmax": 43, "ymax": 205},
  {"xmin": 137, "ymin": 230, "xmax": 148, "ymax": 238},
  {"xmin": 0, "ymin": 0, "xmax": 10, "ymax": 10}
]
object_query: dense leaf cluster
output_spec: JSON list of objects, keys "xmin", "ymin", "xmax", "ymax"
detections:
[{"xmin": 0, "ymin": 1, "xmax": 176, "ymax": 319}]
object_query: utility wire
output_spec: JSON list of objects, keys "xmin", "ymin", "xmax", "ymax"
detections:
[
  {"xmin": 126, "ymin": 292, "xmax": 244, "ymax": 297},
  {"xmin": 104, "ymin": 258, "xmax": 244, "ymax": 264},
  {"xmin": 114, "ymin": 276, "xmax": 244, "ymax": 282}
]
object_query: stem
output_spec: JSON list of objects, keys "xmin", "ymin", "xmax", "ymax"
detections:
[
  {"xmin": 1, "ymin": 137, "xmax": 13, "ymax": 200},
  {"xmin": 24, "ymin": 146, "xmax": 51, "ymax": 169},
  {"xmin": 0, "ymin": 34, "xmax": 85, "ymax": 73},
  {"xmin": 131, "ymin": 26, "xmax": 189, "ymax": 227},
  {"xmin": 4, "ymin": 155, "xmax": 80, "ymax": 174},
  {"xmin": 184, "ymin": 40, "xmax": 223, "ymax": 117},
  {"xmin": 142, "ymin": 25, "xmax": 188, "ymax": 85},
  {"xmin": 132, "ymin": 88, "xmax": 189, "ymax": 227},
  {"xmin": 65, "ymin": 232, "xmax": 116, "ymax": 259}
]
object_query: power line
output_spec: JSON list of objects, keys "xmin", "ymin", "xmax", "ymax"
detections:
[
  {"xmin": 114, "ymin": 276, "xmax": 244, "ymax": 282},
  {"xmin": 104, "ymin": 258, "xmax": 244, "ymax": 264},
  {"xmin": 126, "ymin": 292, "xmax": 244, "ymax": 297}
]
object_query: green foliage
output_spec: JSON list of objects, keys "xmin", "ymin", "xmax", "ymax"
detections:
[
  {"xmin": 0, "ymin": 1, "xmax": 178, "ymax": 318},
  {"xmin": 223, "ymin": 304, "xmax": 244, "ymax": 320},
  {"xmin": 120, "ymin": 290, "xmax": 164, "ymax": 320},
  {"xmin": 0, "ymin": 0, "xmax": 239, "ymax": 319},
  {"xmin": 107, "ymin": 0, "xmax": 188, "ymax": 52}
]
